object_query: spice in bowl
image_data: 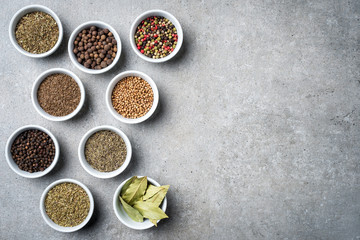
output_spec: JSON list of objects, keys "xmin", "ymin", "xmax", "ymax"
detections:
[
  {"xmin": 45, "ymin": 182, "xmax": 90, "ymax": 227},
  {"xmin": 37, "ymin": 73, "xmax": 81, "ymax": 117},
  {"xmin": 111, "ymin": 76, "xmax": 154, "ymax": 119},
  {"xmin": 119, "ymin": 176, "xmax": 169, "ymax": 226},
  {"xmin": 10, "ymin": 129, "xmax": 55, "ymax": 173},
  {"xmin": 73, "ymin": 26, "xmax": 117, "ymax": 69},
  {"xmin": 134, "ymin": 16, "xmax": 177, "ymax": 59},
  {"xmin": 15, "ymin": 11, "xmax": 59, "ymax": 54},
  {"xmin": 85, "ymin": 130, "xmax": 127, "ymax": 172}
]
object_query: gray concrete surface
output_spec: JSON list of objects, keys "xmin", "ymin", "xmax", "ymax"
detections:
[{"xmin": 1, "ymin": 0, "xmax": 359, "ymax": 239}]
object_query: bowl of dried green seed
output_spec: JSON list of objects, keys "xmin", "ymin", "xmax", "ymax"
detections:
[
  {"xmin": 40, "ymin": 178, "xmax": 94, "ymax": 232},
  {"xmin": 130, "ymin": 10, "xmax": 183, "ymax": 63},
  {"xmin": 68, "ymin": 21, "xmax": 121, "ymax": 74},
  {"xmin": 106, "ymin": 70, "xmax": 159, "ymax": 124},
  {"xmin": 5, "ymin": 125, "xmax": 60, "ymax": 178},
  {"xmin": 31, "ymin": 68, "xmax": 85, "ymax": 121},
  {"xmin": 9, "ymin": 5, "xmax": 63, "ymax": 58},
  {"xmin": 78, "ymin": 125, "xmax": 132, "ymax": 179}
]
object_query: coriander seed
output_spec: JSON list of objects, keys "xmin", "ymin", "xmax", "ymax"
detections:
[{"xmin": 111, "ymin": 76, "xmax": 154, "ymax": 119}]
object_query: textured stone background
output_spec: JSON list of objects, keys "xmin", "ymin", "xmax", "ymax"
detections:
[{"xmin": 0, "ymin": 0, "xmax": 359, "ymax": 239}]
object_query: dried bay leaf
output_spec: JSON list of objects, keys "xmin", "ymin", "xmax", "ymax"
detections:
[
  {"xmin": 133, "ymin": 201, "xmax": 168, "ymax": 221},
  {"xmin": 150, "ymin": 218, "xmax": 158, "ymax": 227},
  {"xmin": 119, "ymin": 197, "xmax": 143, "ymax": 222},
  {"xmin": 121, "ymin": 176, "xmax": 136, "ymax": 196},
  {"xmin": 122, "ymin": 176, "xmax": 147, "ymax": 205},
  {"xmin": 143, "ymin": 184, "xmax": 163, "ymax": 201},
  {"xmin": 145, "ymin": 185, "xmax": 169, "ymax": 207}
]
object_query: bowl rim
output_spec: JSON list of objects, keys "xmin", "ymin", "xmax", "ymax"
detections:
[
  {"xmin": 39, "ymin": 178, "xmax": 95, "ymax": 232},
  {"xmin": 9, "ymin": 4, "xmax": 63, "ymax": 58},
  {"xmin": 5, "ymin": 125, "xmax": 60, "ymax": 178},
  {"xmin": 105, "ymin": 70, "xmax": 159, "ymax": 124},
  {"xmin": 129, "ymin": 9, "xmax": 183, "ymax": 63},
  {"xmin": 78, "ymin": 125, "xmax": 132, "ymax": 179},
  {"xmin": 113, "ymin": 176, "xmax": 168, "ymax": 230},
  {"xmin": 31, "ymin": 68, "xmax": 86, "ymax": 121},
  {"xmin": 68, "ymin": 20, "xmax": 122, "ymax": 74}
]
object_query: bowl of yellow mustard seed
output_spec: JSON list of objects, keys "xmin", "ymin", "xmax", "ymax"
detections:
[
  {"xmin": 9, "ymin": 5, "xmax": 63, "ymax": 58},
  {"xmin": 40, "ymin": 179, "xmax": 94, "ymax": 232}
]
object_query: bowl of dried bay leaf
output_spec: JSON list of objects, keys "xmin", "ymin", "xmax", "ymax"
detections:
[{"xmin": 113, "ymin": 176, "xmax": 169, "ymax": 230}]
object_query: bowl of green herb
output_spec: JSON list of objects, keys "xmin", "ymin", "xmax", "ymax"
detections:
[
  {"xmin": 113, "ymin": 176, "xmax": 169, "ymax": 230},
  {"xmin": 9, "ymin": 5, "xmax": 63, "ymax": 58},
  {"xmin": 40, "ymin": 178, "xmax": 94, "ymax": 232},
  {"xmin": 78, "ymin": 125, "xmax": 132, "ymax": 179}
]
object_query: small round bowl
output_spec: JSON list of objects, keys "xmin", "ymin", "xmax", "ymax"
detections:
[
  {"xmin": 40, "ymin": 178, "xmax": 94, "ymax": 232},
  {"xmin": 5, "ymin": 125, "xmax": 60, "ymax": 178},
  {"xmin": 32, "ymin": 68, "xmax": 86, "ymax": 121},
  {"xmin": 113, "ymin": 176, "xmax": 168, "ymax": 230},
  {"xmin": 106, "ymin": 70, "xmax": 159, "ymax": 124},
  {"xmin": 9, "ymin": 5, "xmax": 63, "ymax": 58},
  {"xmin": 68, "ymin": 21, "xmax": 122, "ymax": 74},
  {"xmin": 78, "ymin": 125, "xmax": 132, "ymax": 179},
  {"xmin": 129, "ymin": 9, "xmax": 183, "ymax": 63}
]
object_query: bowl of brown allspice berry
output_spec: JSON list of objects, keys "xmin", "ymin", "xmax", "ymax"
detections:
[{"xmin": 68, "ymin": 21, "xmax": 121, "ymax": 74}]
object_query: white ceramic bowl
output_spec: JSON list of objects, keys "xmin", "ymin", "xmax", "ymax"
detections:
[
  {"xmin": 78, "ymin": 125, "xmax": 132, "ymax": 179},
  {"xmin": 106, "ymin": 70, "xmax": 159, "ymax": 124},
  {"xmin": 40, "ymin": 178, "xmax": 94, "ymax": 232},
  {"xmin": 113, "ymin": 176, "xmax": 168, "ymax": 230},
  {"xmin": 68, "ymin": 21, "xmax": 122, "ymax": 74},
  {"xmin": 32, "ymin": 68, "xmax": 85, "ymax": 121},
  {"xmin": 129, "ymin": 9, "xmax": 183, "ymax": 63},
  {"xmin": 9, "ymin": 5, "xmax": 63, "ymax": 58},
  {"xmin": 5, "ymin": 125, "xmax": 60, "ymax": 178}
]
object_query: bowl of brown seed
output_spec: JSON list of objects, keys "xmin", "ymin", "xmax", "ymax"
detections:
[
  {"xmin": 31, "ymin": 68, "xmax": 85, "ymax": 121},
  {"xmin": 68, "ymin": 21, "xmax": 121, "ymax": 74},
  {"xmin": 106, "ymin": 70, "xmax": 159, "ymax": 124},
  {"xmin": 5, "ymin": 125, "xmax": 60, "ymax": 178},
  {"xmin": 40, "ymin": 178, "xmax": 94, "ymax": 232},
  {"xmin": 78, "ymin": 125, "xmax": 132, "ymax": 179},
  {"xmin": 129, "ymin": 9, "xmax": 183, "ymax": 63},
  {"xmin": 9, "ymin": 4, "xmax": 63, "ymax": 58}
]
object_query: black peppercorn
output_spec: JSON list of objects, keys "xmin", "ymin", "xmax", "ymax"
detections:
[{"xmin": 10, "ymin": 129, "xmax": 55, "ymax": 173}]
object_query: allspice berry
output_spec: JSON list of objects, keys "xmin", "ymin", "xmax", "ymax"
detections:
[{"xmin": 73, "ymin": 26, "xmax": 117, "ymax": 70}]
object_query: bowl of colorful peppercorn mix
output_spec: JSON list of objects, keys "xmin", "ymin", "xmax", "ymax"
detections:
[
  {"xmin": 106, "ymin": 70, "xmax": 159, "ymax": 124},
  {"xmin": 68, "ymin": 21, "xmax": 121, "ymax": 74},
  {"xmin": 31, "ymin": 68, "xmax": 85, "ymax": 121},
  {"xmin": 40, "ymin": 178, "xmax": 94, "ymax": 232},
  {"xmin": 9, "ymin": 5, "xmax": 63, "ymax": 58},
  {"xmin": 5, "ymin": 125, "xmax": 60, "ymax": 178},
  {"xmin": 130, "ymin": 10, "xmax": 183, "ymax": 63},
  {"xmin": 78, "ymin": 125, "xmax": 132, "ymax": 179}
]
